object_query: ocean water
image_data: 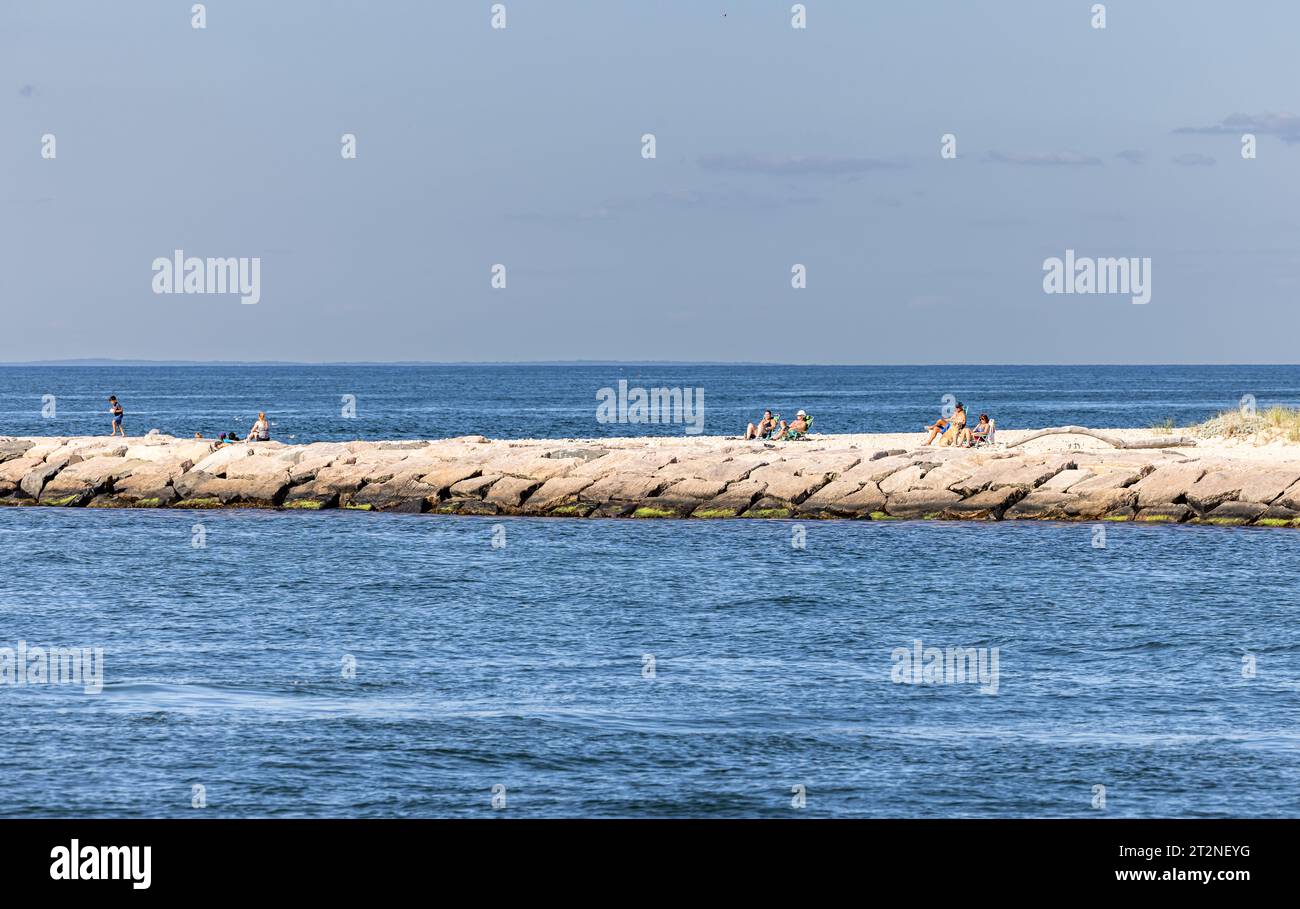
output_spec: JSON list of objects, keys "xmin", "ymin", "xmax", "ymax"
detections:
[
  {"xmin": 2, "ymin": 507, "xmax": 1298, "ymax": 818},
  {"xmin": 1, "ymin": 363, "xmax": 1298, "ymax": 441},
  {"xmin": 2, "ymin": 364, "xmax": 1299, "ymax": 818}
]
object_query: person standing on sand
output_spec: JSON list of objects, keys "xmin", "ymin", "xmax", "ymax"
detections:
[
  {"xmin": 245, "ymin": 412, "xmax": 270, "ymax": 442},
  {"xmin": 108, "ymin": 395, "xmax": 126, "ymax": 437}
]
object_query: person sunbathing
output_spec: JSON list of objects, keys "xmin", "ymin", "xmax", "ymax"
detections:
[
  {"xmin": 960, "ymin": 413, "xmax": 991, "ymax": 446},
  {"xmin": 778, "ymin": 410, "xmax": 810, "ymax": 439},
  {"xmin": 745, "ymin": 410, "xmax": 779, "ymax": 440},
  {"xmin": 924, "ymin": 402, "xmax": 966, "ymax": 445},
  {"xmin": 936, "ymin": 403, "xmax": 966, "ymax": 446}
]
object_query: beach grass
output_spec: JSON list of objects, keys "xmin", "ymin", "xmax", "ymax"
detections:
[{"xmin": 1197, "ymin": 405, "xmax": 1300, "ymax": 442}]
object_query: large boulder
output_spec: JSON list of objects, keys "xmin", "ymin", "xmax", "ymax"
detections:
[
  {"xmin": 800, "ymin": 480, "xmax": 885, "ymax": 518},
  {"xmin": 692, "ymin": 456, "xmax": 771, "ymax": 484},
  {"xmin": 691, "ymin": 479, "xmax": 766, "ymax": 518},
  {"xmin": 884, "ymin": 489, "xmax": 962, "ymax": 518},
  {"xmin": 745, "ymin": 464, "xmax": 829, "ymax": 503},
  {"xmin": 0, "ymin": 455, "xmax": 45, "ymax": 485},
  {"xmin": 1276, "ymin": 479, "xmax": 1300, "ymax": 512},
  {"xmin": 648, "ymin": 478, "xmax": 727, "ymax": 515},
  {"xmin": 1130, "ymin": 463, "xmax": 1206, "ymax": 508},
  {"xmin": 0, "ymin": 440, "xmax": 35, "ymax": 464},
  {"xmin": 1135, "ymin": 504, "xmax": 1192, "ymax": 523},
  {"xmin": 20, "ymin": 463, "xmax": 64, "ymax": 499},
  {"xmin": 943, "ymin": 487, "xmax": 1027, "ymax": 520},
  {"xmin": 448, "ymin": 474, "xmax": 501, "ymax": 499},
  {"xmin": 1066, "ymin": 468, "xmax": 1147, "ymax": 495},
  {"xmin": 484, "ymin": 476, "xmax": 543, "ymax": 511},
  {"xmin": 950, "ymin": 458, "xmax": 1070, "ymax": 496},
  {"xmin": 191, "ymin": 445, "xmax": 256, "ymax": 476},
  {"xmin": 1039, "ymin": 468, "xmax": 1092, "ymax": 492},
  {"xmin": 113, "ymin": 463, "xmax": 186, "ymax": 505},
  {"xmin": 1198, "ymin": 501, "xmax": 1267, "ymax": 525},
  {"xmin": 39, "ymin": 457, "xmax": 145, "ymax": 505},
  {"xmin": 175, "ymin": 474, "xmax": 287, "ymax": 508},
  {"xmin": 1186, "ymin": 466, "xmax": 1300, "ymax": 512},
  {"xmin": 578, "ymin": 474, "xmax": 667, "ymax": 504},
  {"xmin": 1061, "ymin": 488, "xmax": 1137, "ymax": 519},
  {"xmin": 419, "ymin": 464, "xmax": 484, "ymax": 497},
  {"xmin": 839, "ymin": 455, "xmax": 913, "ymax": 485},
  {"xmin": 521, "ymin": 476, "xmax": 596, "ymax": 514},
  {"xmin": 349, "ymin": 472, "xmax": 438, "ymax": 512},
  {"xmin": 878, "ymin": 465, "xmax": 926, "ymax": 495},
  {"xmin": 1003, "ymin": 490, "xmax": 1075, "ymax": 520}
]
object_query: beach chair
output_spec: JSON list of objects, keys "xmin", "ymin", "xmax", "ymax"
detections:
[
  {"xmin": 781, "ymin": 415, "xmax": 814, "ymax": 441},
  {"xmin": 971, "ymin": 419, "xmax": 998, "ymax": 448}
]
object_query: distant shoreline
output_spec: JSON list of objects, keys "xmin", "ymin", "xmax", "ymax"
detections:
[{"xmin": 4, "ymin": 361, "xmax": 1300, "ymax": 369}]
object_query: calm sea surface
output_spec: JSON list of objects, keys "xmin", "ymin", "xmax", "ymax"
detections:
[{"xmin": 1, "ymin": 365, "xmax": 1298, "ymax": 817}]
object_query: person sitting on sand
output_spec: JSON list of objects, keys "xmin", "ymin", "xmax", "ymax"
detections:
[
  {"xmin": 245, "ymin": 412, "xmax": 270, "ymax": 443},
  {"xmin": 745, "ymin": 409, "xmax": 779, "ymax": 440},
  {"xmin": 960, "ymin": 413, "xmax": 991, "ymax": 447}
]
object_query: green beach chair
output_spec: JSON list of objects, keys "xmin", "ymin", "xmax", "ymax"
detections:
[{"xmin": 781, "ymin": 414, "xmax": 814, "ymax": 440}]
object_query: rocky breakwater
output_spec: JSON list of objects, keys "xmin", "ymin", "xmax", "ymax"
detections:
[{"xmin": 3, "ymin": 432, "xmax": 1300, "ymax": 527}]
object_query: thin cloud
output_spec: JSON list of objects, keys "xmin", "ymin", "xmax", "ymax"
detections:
[
  {"xmin": 697, "ymin": 153, "xmax": 904, "ymax": 176},
  {"xmin": 1172, "ymin": 152, "xmax": 1216, "ymax": 167},
  {"xmin": 1174, "ymin": 112, "xmax": 1300, "ymax": 144},
  {"xmin": 1115, "ymin": 149, "xmax": 1146, "ymax": 165},
  {"xmin": 987, "ymin": 150, "xmax": 1103, "ymax": 166},
  {"xmin": 18, "ymin": 84, "xmax": 35, "ymax": 98},
  {"xmin": 509, "ymin": 188, "xmax": 816, "ymax": 224}
]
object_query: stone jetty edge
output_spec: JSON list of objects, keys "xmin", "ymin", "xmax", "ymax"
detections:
[{"xmin": 3, "ymin": 434, "xmax": 1300, "ymax": 527}]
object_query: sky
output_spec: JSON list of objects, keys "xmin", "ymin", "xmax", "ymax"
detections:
[{"xmin": 2, "ymin": 0, "xmax": 1298, "ymax": 364}]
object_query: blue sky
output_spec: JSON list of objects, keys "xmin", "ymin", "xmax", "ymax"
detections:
[{"xmin": 2, "ymin": 0, "xmax": 1298, "ymax": 363}]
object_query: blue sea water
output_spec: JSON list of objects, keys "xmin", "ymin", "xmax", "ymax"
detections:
[
  {"xmin": 1, "ymin": 363, "xmax": 1298, "ymax": 441},
  {"xmin": 1, "ymin": 365, "xmax": 1299, "ymax": 818},
  {"xmin": 1, "ymin": 509, "xmax": 1298, "ymax": 818}
]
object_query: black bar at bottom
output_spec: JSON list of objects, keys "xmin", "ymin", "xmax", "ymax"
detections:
[{"xmin": 0, "ymin": 818, "xmax": 1282, "ymax": 893}]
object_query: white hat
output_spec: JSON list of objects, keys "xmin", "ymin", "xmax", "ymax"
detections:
[{"xmin": 796, "ymin": 410, "xmax": 806, "ymax": 417}]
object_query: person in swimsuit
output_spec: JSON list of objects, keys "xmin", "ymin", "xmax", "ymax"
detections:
[
  {"xmin": 745, "ymin": 410, "xmax": 779, "ymax": 440},
  {"xmin": 938, "ymin": 403, "xmax": 967, "ymax": 447},
  {"xmin": 960, "ymin": 413, "xmax": 991, "ymax": 447}
]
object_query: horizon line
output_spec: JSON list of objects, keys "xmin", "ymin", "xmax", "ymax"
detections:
[{"xmin": 3, "ymin": 359, "xmax": 1300, "ymax": 368}]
